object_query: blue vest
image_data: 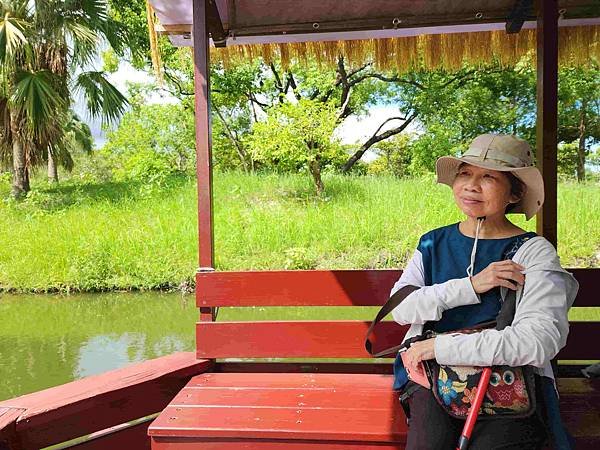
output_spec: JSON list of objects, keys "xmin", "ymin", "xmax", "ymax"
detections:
[{"xmin": 393, "ymin": 222, "xmax": 537, "ymax": 390}]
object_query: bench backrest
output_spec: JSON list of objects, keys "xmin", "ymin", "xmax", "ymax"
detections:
[{"xmin": 196, "ymin": 268, "xmax": 600, "ymax": 361}]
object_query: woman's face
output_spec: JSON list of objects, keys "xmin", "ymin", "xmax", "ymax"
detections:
[{"xmin": 452, "ymin": 164, "xmax": 519, "ymax": 219}]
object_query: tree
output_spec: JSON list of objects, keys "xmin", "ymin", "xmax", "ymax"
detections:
[
  {"xmin": 0, "ymin": 0, "xmax": 129, "ymax": 198},
  {"xmin": 249, "ymin": 99, "xmax": 342, "ymax": 195},
  {"xmin": 558, "ymin": 65, "xmax": 600, "ymax": 181},
  {"xmin": 47, "ymin": 112, "xmax": 94, "ymax": 183}
]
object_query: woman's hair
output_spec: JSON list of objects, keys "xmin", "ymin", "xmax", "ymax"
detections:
[
  {"xmin": 505, "ymin": 172, "xmax": 526, "ymax": 213},
  {"xmin": 456, "ymin": 163, "xmax": 526, "ymax": 213}
]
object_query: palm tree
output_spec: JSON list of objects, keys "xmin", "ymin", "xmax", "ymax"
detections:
[
  {"xmin": 47, "ymin": 111, "xmax": 94, "ymax": 182},
  {"xmin": 0, "ymin": 0, "xmax": 128, "ymax": 197}
]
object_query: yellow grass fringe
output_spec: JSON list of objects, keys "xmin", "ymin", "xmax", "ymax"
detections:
[
  {"xmin": 145, "ymin": 0, "xmax": 163, "ymax": 85},
  {"xmin": 207, "ymin": 26, "xmax": 599, "ymax": 73}
]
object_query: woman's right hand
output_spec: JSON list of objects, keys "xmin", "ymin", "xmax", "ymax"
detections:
[{"xmin": 470, "ymin": 260, "xmax": 526, "ymax": 294}]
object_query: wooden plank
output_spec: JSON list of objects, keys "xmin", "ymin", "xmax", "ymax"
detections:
[
  {"xmin": 0, "ymin": 407, "xmax": 25, "ymax": 450},
  {"xmin": 535, "ymin": 0, "xmax": 559, "ymax": 246},
  {"xmin": 197, "ymin": 270, "xmax": 400, "ymax": 307},
  {"xmin": 557, "ymin": 322, "xmax": 600, "ymax": 360},
  {"xmin": 215, "ymin": 362, "xmax": 394, "ymax": 374},
  {"xmin": 150, "ymin": 402, "xmax": 405, "ymax": 442},
  {"xmin": 151, "ymin": 437, "xmax": 407, "ymax": 449},
  {"xmin": 197, "ymin": 320, "xmax": 599, "ymax": 359},
  {"xmin": 70, "ymin": 420, "xmax": 151, "ymax": 450},
  {"xmin": 570, "ymin": 268, "xmax": 600, "ymax": 307},
  {"xmin": 181, "ymin": 372, "xmax": 394, "ymax": 390},
  {"xmin": 197, "ymin": 321, "xmax": 409, "ymax": 358},
  {"xmin": 197, "ymin": 269, "xmax": 600, "ymax": 307},
  {"xmin": 193, "ymin": 0, "xmax": 215, "ymax": 270},
  {"xmin": 0, "ymin": 352, "xmax": 212, "ymax": 449}
]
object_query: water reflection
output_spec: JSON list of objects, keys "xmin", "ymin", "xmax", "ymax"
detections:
[{"xmin": 0, "ymin": 292, "xmax": 197, "ymax": 401}]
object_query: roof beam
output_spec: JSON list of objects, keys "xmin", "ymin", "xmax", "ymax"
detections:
[
  {"xmin": 506, "ymin": 0, "xmax": 534, "ymax": 33},
  {"xmin": 206, "ymin": 0, "xmax": 227, "ymax": 47}
]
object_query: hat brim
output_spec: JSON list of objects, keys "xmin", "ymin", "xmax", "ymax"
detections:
[{"xmin": 436, "ymin": 156, "xmax": 545, "ymax": 221}]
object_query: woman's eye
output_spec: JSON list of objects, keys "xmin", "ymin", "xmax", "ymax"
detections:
[{"xmin": 483, "ymin": 174, "xmax": 494, "ymax": 179}]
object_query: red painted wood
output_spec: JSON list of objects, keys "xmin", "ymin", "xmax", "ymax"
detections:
[
  {"xmin": 196, "ymin": 270, "xmax": 400, "ymax": 307},
  {"xmin": 0, "ymin": 407, "xmax": 25, "ymax": 449},
  {"xmin": 0, "ymin": 352, "xmax": 211, "ymax": 449},
  {"xmin": 197, "ymin": 321, "xmax": 409, "ymax": 358},
  {"xmin": 149, "ymin": 373, "xmax": 406, "ymax": 443},
  {"xmin": 197, "ymin": 320, "xmax": 599, "ymax": 359},
  {"xmin": 152, "ymin": 437, "xmax": 406, "ymax": 449},
  {"xmin": 535, "ymin": 0, "xmax": 559, "ymax": 246},
  {"xmin": 215, "ymin": 361, "xmax": 393, "ymax": 374},
  {"xmin": 197, "ymin": 269, "xmax": 600, "ymax": 307},
  {"xmin": 70, "ymin": 420, "xmax": 151, "ymax": 449},
  {"xmin": 555, "ymin": 378, "xmax": 600, "ymax": 448},
  {"xmin": 193, "ymin": 0, "xmax": 214, "ymax": 269},
  {"xmin": 569, "ymin": 269, "xmax": 600, "ymax": 307}
]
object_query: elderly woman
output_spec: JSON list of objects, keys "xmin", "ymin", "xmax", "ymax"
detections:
[{"xmin": 390, "ymin": 134, "xmax": 579, "ymax": 450}]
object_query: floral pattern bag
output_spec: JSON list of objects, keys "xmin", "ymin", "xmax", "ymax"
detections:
[{"xmin": 422, "ymin": 323, "xmax": 537, "ymax": 420}]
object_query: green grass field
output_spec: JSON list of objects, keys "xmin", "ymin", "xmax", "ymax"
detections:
[{"xmin": 0, "ymin": 172, "xmax": 599, "ymax": 292}]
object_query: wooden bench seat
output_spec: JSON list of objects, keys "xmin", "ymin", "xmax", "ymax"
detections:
[
  {"xmin": 149, "ymin": 269, "xmax": 600, "ymax": 449},
  {"xmin": 149, "ymin": 373, "xmax": 600, "ymax": 449},
  {"xmin": 150, "ymin": 372, "xmax": 406, "ymax": 449}
]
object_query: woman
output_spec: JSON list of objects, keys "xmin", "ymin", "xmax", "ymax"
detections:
[{"xmin": 390, "ymin": 134, "xmax": 579, "ymax": 450}]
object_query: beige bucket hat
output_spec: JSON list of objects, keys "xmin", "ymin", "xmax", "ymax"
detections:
[{"xmin": 436, "ymin": 134, "xmax": 545, "ymax": 220}]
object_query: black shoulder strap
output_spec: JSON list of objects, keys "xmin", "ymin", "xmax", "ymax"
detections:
[
  {"xmin": 496, "ymin": 235, "xmax": 531, "ymax": 330},
  {"xmin": 364, "ymin": 285, "xmax": 420, "ymax": 357}
]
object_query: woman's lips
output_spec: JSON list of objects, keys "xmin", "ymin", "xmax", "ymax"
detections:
[{"xmin": 462, "ymin": 198, "xmax": 482, "ymax": 205}]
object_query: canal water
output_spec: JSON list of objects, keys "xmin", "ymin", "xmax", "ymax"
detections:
[
  {"xmin": 0, "ymin": 292, "xmax": 198, "ymax": 401},
  {"xmin": 0, "ymin": 292, "xmax": 378, "ymax": 401}
]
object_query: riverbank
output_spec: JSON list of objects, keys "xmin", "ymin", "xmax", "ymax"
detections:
[{"xmin": 1, "ymin": 172, "xmax": 599, "ymax": 293}]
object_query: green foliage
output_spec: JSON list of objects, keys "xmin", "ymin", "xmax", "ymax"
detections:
[
  {"xmin": 102, "ymin": 103, "xmax": 196, "ymax": 184},
  {"xmin": 0, "ymin": 0, "xmax": 131, "ymax": 196},
  {"xmin": 249, "ymin": 99, "xmax": 344, "ymax": 172},
  {"xmin": 558, "ymin": 141, "xmax": 579, "ymax": 179},
  {"xmin": 368, "ymin": 134, "xmax": 414, "ymax": 177}
]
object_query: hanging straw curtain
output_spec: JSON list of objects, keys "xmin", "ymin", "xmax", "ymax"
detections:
[
  {"xmin": 145, "ymin": 0, "xmax": 164, "ymax": 84},
  {"xmin": 207, "ymin": 25, "xmax": 599, "ymax": 72}
]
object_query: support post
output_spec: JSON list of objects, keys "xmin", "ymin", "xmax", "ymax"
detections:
[
  {"xmin": 193, "ymin": 0, "xmax": 215, "ymax": 323},
  {"xmin": 535, "ymin": 0, "xmax": 558, "ymax": 248}
]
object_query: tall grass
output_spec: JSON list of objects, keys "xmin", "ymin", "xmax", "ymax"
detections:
[{"xmin": 0, "ymin": 172, "xmax": 598, "ymax": 292}]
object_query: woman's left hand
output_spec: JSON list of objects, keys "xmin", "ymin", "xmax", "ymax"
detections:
[{"xmin": 404, "ymin": 338, "xmax": 436, "ymax": 368}]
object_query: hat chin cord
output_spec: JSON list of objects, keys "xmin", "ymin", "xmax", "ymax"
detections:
[{"xmin": 466, "ymin": 216, "xmax": 486, "ymax": 277}]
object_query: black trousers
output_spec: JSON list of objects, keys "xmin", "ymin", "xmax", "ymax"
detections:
[{"xmin": 403, "ymin": 381, "xmax": 548, "ymax": 450}]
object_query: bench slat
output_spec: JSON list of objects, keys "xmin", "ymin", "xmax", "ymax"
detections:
[
  {"xmin": 197, "ymin": 321, "xmax": 599, "ymax": 359},
  {"xmin": 197, "ymin": 269, "xmax": 599, "ymax": 307},
  {"xmin": 197, "ymin": 321, "xmax": 408, "ymax": 358}
]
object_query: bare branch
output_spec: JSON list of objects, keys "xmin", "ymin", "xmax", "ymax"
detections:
[
  {"xmin": 349, "ymin": 73, "xmax": 425, "ymax": 90},
  {"xmin": 342, "ymin": 113, "xmax": 417, "ymax": 172}
]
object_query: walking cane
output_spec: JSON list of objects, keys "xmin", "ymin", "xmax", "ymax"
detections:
[{"xmin": 456, "ymin": 367, "xmax": 492, "ymax": 450}]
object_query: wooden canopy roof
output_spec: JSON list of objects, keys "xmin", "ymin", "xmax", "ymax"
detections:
[{"xmin": 149, "ymin": 0, "xmax": 600, "ymax": 47}]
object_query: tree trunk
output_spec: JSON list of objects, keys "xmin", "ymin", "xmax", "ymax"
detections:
[
  {"xmin": 10, "ymin": 111, "xmax": 29, "ymax": 198},
  {"xmin": 48, "ymin": 152, "xmax": 59, "ymax": 183},
  {"xmin": 308, "ymin": 157, "xmax": 324, "ymax": 196},
  {"xmin": 576, "ymin": 101, "xmax": 587, "ymax": 182}
]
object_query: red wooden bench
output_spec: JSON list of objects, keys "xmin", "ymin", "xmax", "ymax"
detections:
[{"xmin": 149, "ymin": 268, "xmax": 600, "ymax": 449}]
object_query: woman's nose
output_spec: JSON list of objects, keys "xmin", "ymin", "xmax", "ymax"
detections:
[{"xmin": 464, "ymin": 177, "xmax": 482, "ymax": 191}]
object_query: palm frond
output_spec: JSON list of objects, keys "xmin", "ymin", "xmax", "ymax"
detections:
[
  {"xmin": 10, "ymin": 69, "xmax": 67, "ymax": 133},
  {"xmin": 75, "ymin": 70, "xmax": 128, "ymax": 124},
  {"xmin": 64, "ymin": 18, "xmax": 99, "ymax": 67},
  {"xmin": 0, "ymin": 13, "xmax": 29, "ymax": 66},
  {"xmin": 65, "ymin": 111, "xmax": 93, "ymax": 154}
]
